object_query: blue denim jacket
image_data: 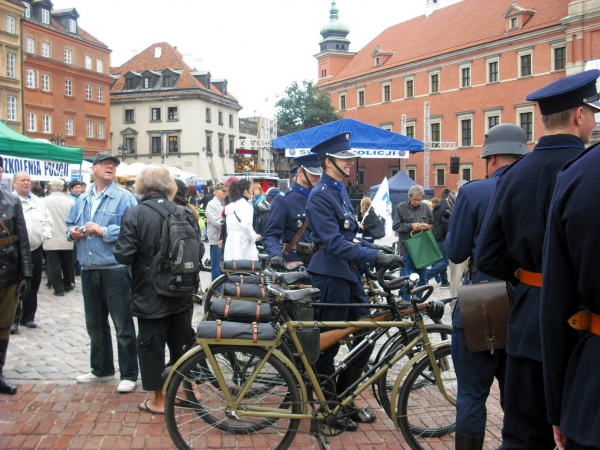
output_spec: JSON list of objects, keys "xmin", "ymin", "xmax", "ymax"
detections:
[{"xmin": 66, "ymin": 181, "xmax": 138, "ymax": 270}]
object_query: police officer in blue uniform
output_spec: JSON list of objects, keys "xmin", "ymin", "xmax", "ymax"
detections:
[
  {"xmin": 541, "ymin": 100, "xmax": 600, "ymax": 450},
  {"xmin": 262, "ymin": 153, "xmax": 322, "ymax": 270},
  {"xmin": 446, "ymin": 124, "xmax": 529, "ymax": 449},
  {"xmin": 476, "ymin": 69, "xmax": 600, "ymax": 449},
  {"xmin": 306, "ymin": 133, "xmax": 404, "ymax": 430}
]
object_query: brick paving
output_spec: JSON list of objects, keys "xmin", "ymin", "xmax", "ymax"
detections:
[{"xmin": 1, "ymin": 247, "xmax": 504, "ymax": 449}]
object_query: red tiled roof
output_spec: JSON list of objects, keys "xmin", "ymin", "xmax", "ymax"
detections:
[{"xmin": 322, "ymin": 0, "xmax": 571, "ymax": 85}]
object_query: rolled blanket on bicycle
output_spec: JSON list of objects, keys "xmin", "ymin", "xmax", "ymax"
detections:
[
  {"xmin": 222, "ymin": 283, "xmax": 267, "ymax": 299},
  {"xmin": 222, "ymin": 259, "xmax": 261, "ymax": 271},
  {"xmin": 209, "ymin": 298, "xmax": 272, "ymax": 322},
  {"xmin": 197, "ymin": 320, "xmax": 276, "ymax": 343},
  {"xmin": 227, "ymin": 274, "xmax": 265, "ymax": 285}
]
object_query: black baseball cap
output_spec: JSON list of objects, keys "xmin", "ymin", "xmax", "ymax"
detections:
[{"xmin": 92, "ymin": 152, "xmax": 120, "ymax": 166}]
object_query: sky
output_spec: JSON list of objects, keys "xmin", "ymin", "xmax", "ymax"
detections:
[{"xmin": 55, "ymin": 0, "xmax": 463, "ymax": 119}]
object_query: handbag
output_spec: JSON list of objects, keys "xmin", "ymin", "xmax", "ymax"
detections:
[
  {"xmin": 404, "ymin": 229, "xmax": 442, "ymax": 269},
  {"xmin": 458, "ymin": 281, "xmax": 514, "ymax": 353}
]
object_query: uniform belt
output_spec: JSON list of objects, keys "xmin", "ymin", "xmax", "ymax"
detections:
[
  {"xmin": 568, "ymin": 311, "xmax": 600, "ymax": 336},
  {"xmin": 0, "ymin": 235, "xmax": 19, "ymax": 246},
  {"xmin": 515, "ymin": 268, "xmax": 542, "ymax": 288}
]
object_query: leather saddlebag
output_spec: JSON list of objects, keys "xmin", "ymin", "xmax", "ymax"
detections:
[
  {"xmin": 209, "ymin": 298, "xmax": 272, "ymax": 322},
  {"xmin": 197, "ymin": 320, "xmax": 276, "ymax": 342},
  {"xmin": 458, "ymin": 281, "xmax": 514, "ymax": 353}
]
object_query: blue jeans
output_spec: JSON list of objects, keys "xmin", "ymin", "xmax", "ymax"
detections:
[
  {"xmin": 400, "ymin": 253, "xmax": 427, "ymax": 301},
  {"xmin": 210, "ymin": 245, "xmax": 223, "ymax": 281},
  {"xmin": 425, "ymin": 240, "xmax": 449, "ymax": 282},
  {"xmin": 81, "ymin": 267, "xmax": 138, "ymax": 381}
]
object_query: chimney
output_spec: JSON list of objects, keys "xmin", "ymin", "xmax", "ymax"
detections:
[
  {"xmin": 154, "ymin": 47, "xmax": 162, "ymax": 59},
  {"xmin": 425, "ymin": 0, "xmax": 440, "ymax": 17}
]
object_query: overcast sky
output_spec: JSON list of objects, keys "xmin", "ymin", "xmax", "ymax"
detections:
[{"xmin": 57, "ymin": 0, "xmax": 462, "ymax": 119}]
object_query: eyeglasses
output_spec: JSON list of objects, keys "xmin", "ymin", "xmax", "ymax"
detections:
[{"xmin": 96, "ymin": 160, "xmax": 118, "ymax": 167}]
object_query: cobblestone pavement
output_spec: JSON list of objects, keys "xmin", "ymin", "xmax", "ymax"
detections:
[{"xmin": 1, "ymin": 241, "xmax": 503, "ymax": 449}]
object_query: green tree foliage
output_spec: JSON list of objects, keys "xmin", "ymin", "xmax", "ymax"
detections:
[{"xmin": 276, "ymin": 80, "xmax": 339, "ymax": 137}]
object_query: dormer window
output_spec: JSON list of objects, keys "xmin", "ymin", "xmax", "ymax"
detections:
[
  {"xmin": 510, "ymin": 17, "xmax": 518, "ymax": 28},
  {"xmin": 143, "ymin": 77, "xmax": 151, "ymax": 89},
  {"xmin": 68, "ymin": 18, "xmax": 76, "ymax": 33},
  {"xmin": 375, "ymin": 57, "xmax": 380, "ymax": 66},
  {"xmin": 125, "ymin": 78, "xmax": 136, "ymax": 89},
  {"xmin": 23, "ymin": 2, "xmax": 30, "ymax": 18},
  {"xmin": 163, "ymin": 76, "xmax": 172, "ymax": 87},
  {"xmin": 41, "ymin": 9, "xmax": 50, "ymax": 24}
]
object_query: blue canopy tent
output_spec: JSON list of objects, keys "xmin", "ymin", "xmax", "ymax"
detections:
[
  {"xmin": 369, "ymin": 170, "xmax": 433, "ymax": 213},
  {"xmin": 272, "ymin": 118, "xmax": 423, "ymax": 156}
]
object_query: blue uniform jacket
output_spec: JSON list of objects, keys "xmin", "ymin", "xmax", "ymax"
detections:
[
  {"xmin": 306, "ymin": 173, "xmax": 378, "ymax": 282},
  {"xmin": 476, "ymin": 134, "xmax": 585, "ymax": 361},
  {"xmin": 262, "ymin": 183, "xmax": 311, "ymax": 263},
  {"xmin": 541, "ymin": 142, "xmax": 600, "ymax": 445},
  {"xmin": 446, "ymin": 168, "xmax": 506, "ymax": 328}
]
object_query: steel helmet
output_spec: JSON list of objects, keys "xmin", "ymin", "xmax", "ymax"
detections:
[{"xmin": 479, "ymin": 124, "xmax": 529, "ymax": 158}]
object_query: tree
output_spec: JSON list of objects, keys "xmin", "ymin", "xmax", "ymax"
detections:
[{"xmin": 276, "ymin": 80, "xmax": 339, "ymax": 137}]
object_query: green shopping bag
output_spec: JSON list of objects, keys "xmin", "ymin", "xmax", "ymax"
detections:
[{"xmin": 404, "ymin": 229, "xmax": 443, "ymax": 269}]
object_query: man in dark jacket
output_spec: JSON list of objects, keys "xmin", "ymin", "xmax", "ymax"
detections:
[
  {"xmin": 253, "ymin": 187, "xmax": 279, "ymax": 236},
  {"xmin": 0, "ymin": 156, "xmax": 33, "ymax": 394},
  {"xmin": 426, "ymin": 188, "xmax": 450, "ymax": 287},
  {"xmin": 114, "ymin": 165, "xmax": 200, "ymax": 415}
]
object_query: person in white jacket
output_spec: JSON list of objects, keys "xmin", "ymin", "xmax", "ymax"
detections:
[
  {"xmin": 223, "ymin": 179, "xmax": 260, "ymax": 261},
  {"xmin": 11, "ymin": 172, "xmax": 52, "ymax": 333}
]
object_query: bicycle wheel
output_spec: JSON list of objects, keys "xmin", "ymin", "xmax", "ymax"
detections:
[
  {"xmin": 397, "ymin": 345, "xmax": 457, "ymax": 450},
  {"xmin": 203, "ymin": 274, "xmax": 229, "ymax": 314},
  {"xmin": 374, "ymin": 323, "xmax": 452, "ymax": 417},
  {"xmin": 165, "ymin": 346, "xmax": 301, "ymax": 450}
]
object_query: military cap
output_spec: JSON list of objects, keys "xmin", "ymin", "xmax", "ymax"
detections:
[
  {"xmin": 310, "ymin": 132, "xmax": 357, "ymax": 161},
  {"xmin": 292, "ymin": 153, "xmax": 323, "ymax": 176},
  {"xmin": 92, "ymin": 151, "xmax": 120, "ymax": 166},
  {"xmin": 526, "ymin": 69, "xmax": 600, "ymax": 115}
]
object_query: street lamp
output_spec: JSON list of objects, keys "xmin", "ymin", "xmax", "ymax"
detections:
[{"xmin": 50, "ymin": 134, "xmax": 66, "ymax": 146}]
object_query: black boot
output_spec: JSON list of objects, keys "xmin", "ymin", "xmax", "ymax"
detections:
[
  {"xmin": 0, "ymin": 339, "xmax": 17, "ymax": 395},
  {"xmin": 455, "ymin": 431, "xmax": 484, "ymax": 450},
  {"xmin": 337, "ymin": 366, "xmax": 377, "ymax": 424}
]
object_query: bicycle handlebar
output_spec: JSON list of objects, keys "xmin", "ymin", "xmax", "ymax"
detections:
[{"xmin": 410, "ymin": 285, "xmax": 434, "ymax": 303}]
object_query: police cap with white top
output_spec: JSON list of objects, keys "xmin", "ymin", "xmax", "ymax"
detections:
[{"xmin": 310, "ymin": 132, "xmax": 358, "ymax": 161}]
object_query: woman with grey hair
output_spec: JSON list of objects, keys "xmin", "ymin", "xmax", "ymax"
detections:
[{"xmin": 114, "ymin": 165, "xmax": 199, "ymax": 415}]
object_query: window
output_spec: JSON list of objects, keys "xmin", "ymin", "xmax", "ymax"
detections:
[
  {"xmin": 430, "ymin": 72, "xmax": 439, "ymax": 94},
  {"xmin": 205, "ymin": 132, "xmax": 213, "ymax": 155},
  {"xmin": 435, "ymin": 166, "xmax": 446, "ymax": 186},
  {"xmin": 390, "ymin": 166, "xmax": 399, "ymax": 178},
  {"xmin": 87, "ymin": 120, "xmax": 93, "ymax": 138},
  {"xmin": 168, "ymin": 106, "xmax": 178, "ymax": 120},
  {"xmin": 229, "ymin": 136, "xmax": 235, "ymax": 157},
  {"xmin": 6, "ymin": 15, "xmax": 15, "ymax": 34},
  {"xmin": 68, "ymin": 18, "xmax": 76, "ymax": 33},
  {"xmin": 85, "ymin": 55, "xmax": 92, "ymax": 70},
  {"xmin": 383, "ymin": 84, "xmax": 391, "ymax": 102},
  {"xmin": 408, "ymin": 167, "xmax": 416, "ymax": 181},
  {"xmin": 125, "ymin": 137, "xmax": 135, "ymax": 153},
  {"xmin": 143, "ymin": 77, "xmax": 150, "ymax": 89},
  {"xmin": 358, "ymin": 89, "xmax": 365, "ymax": 107},
  {"xmin": 510, "ymin": 17, "xmax": 518, "ymax": 28},
  {"xmin": 206, "ymin": 108, "xmax": 211, "ymax": 123},
  {"xmin": 125, "ymin": 78, "xmax": 136, "ymax": 89},
  {"xmin": 85, "ymin": 84, "xmax": 92, "ymax": 100},
  {"xmin": 460, "ymin": 164, "xmax": 472, "ymax": 182},
  {"xmin": 460, "ymin": 119, "xmax": 472, "ymax": 146},
  {"xmin": 65, "ymin": 79, "xmax": 73, "ymax": 96},
  {"xmin": 405, "ymin": 78, "xmax": 414, "ymax": 98},
  {"xmin": 488, "ymin": 59, "xmax": 499, "ymax": 83},
  {"xmin": 96, "ymin": 59, "xmax": 103, "ymax": 73},
  {"xmin": 218, "ymin": 134, "xmax": 225, "ymax": 157},
  {"xmin": 124, "ymin": 109, "xmax": 135, "ymax": 123},
  {"xmin": 43, "ymin": 114, "xmax": 51, "ymax": 133},
  {"xmin": 97, "ymin": 86, "xmax": 103, "ymax": 102},
  {"xmin": 431, "ymin": 122, "xmax": 441, "ymax": 142},
  {"xmin": 340, "ymin": 94, "xmax": 346, "ymax": 111},
  {"xmin": 519, "ymin": 52, "xmax": 532, "ymax": 77},
  {"xmin": 7, "ymin": 97, "xmax": 17, "ymax": 121},
  {"xmin": 66, "ymin": 117, "xmax": 73, "ymax": 135},
  {"xmin": 554, "ymin": 46, "xmax": 566, "ymax": 71},
  {"xmin": 97, "ymin": 122, "xmax": 104, "ymax": 140},
  {"xmin": 406, "ymin": 125, "xmax": 415, "ymax": 139},
  {"xmin": 42, "ymin": 74, "xmax": 50, "ymax": 91},
  {"xmin": 6, "ymin": 53, "xmax": 15, "ymax": 78},
  {"xmin": 375, "ymin": 57, "xmax": 380, "ymax": 66},
  {"xmin": 27, "ymin": 113, "xmax": 36, "ymax": 131},
  {"xmin": 357, "ymin": 168, "xmax": 365, "ymax": 185},
  {"xmin": 218, "ymin": 111, "xmax": 223, "ymax": 125},
  {"xmin": 26, "ymin": 70, "xmax": 38, "ymax": 88},
  {"xmin": 520, "ymin": 111, "xmax": 533, "ymax": 142},
  {"xmin": 229, "ymin": 114, "xmax": 233, "ymax": 127},
  {"xmin": 26, "ymin": 37, "xmax": 35, "ymax": 53},
  {"xmin": 23, "ymin": 2, "xmax": 30, "ymax": 18},
  {"xmin": 488, "ymin": 115, "xmax": 500, "ymax": 130},
  {"xmin": 151, "ymin": 107, "xmax": 161, "ymax": 121},
  {"xmin": 169, "ymin": 136, "xmax": 178, "ymax": 153},
  {"xmin": 41, "ymin": 42, "xmax": 50, "ymax": 58},
  {"xmin": 163, "ymin": 75, "xmax": 173, "ymax": 87},
  {"xmin": 461, "ymin": 66, "xmax": 471, "ymax": 88},
  {"xmin": 64, "ymin": 49, "xmax": 72, "ymax": 64},
  {"xmin": 151, "ymin": 136, "xmax": 162, "ymax": 154},
  {"xmin": 41, "ymin": 9, "xmax": 50, "ymax": 24}
]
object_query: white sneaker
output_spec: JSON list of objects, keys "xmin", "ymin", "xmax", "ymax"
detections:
[
  {"xmin": 77, "ymin": 372, "xmax": 114, "ymax": 383},
  {"xmin": 117, "ymin": 379, "xmax": 137, "ymax": 393}
]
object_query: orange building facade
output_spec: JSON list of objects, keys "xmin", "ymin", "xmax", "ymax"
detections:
[
  {"xmin": 316, "ymin": 0, "xmax": 600, "ymax": 197},
  {"xmin": 21, "ymin": 1, "xmax": 112, "ymax": 158}
]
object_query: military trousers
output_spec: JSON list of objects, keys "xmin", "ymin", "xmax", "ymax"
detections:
[{"xmin": 0, "ymin": 284, "xmax": 19, "ymax": 340}]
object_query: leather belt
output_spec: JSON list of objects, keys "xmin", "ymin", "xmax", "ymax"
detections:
[
  {"xmin": 568, "ymin": 311, "xmax": 600, "ymax": 336},
  {"xmin": 515, "ymin": 268, "xmax": 542, "ymax": 288}
]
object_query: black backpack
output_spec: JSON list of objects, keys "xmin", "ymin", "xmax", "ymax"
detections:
[{"xmin": 142, "ymin": 200, "xmax": 201, "ymax": 298}]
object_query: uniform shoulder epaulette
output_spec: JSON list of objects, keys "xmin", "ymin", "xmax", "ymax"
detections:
[{"xmin": 280, "ymin": 188, "xmax": 292, "ymax": 197}]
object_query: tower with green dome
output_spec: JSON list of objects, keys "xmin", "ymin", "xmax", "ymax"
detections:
[{"xmin": 318, "ymin": 1, "xmax": 351, "ymax": 53}]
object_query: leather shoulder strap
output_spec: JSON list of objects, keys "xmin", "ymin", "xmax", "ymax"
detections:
[{"xmin": 283, "ymin": 220, "xmax": 309, "ymax": 258}]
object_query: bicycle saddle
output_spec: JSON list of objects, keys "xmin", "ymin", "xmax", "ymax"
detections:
[
  {"xmin": 274, "ymin": 271, "xmax": 310, "ymax": 285},
  {"xmin": 267, "ymin": 285, "xmax": 320, "ymax": 301}
]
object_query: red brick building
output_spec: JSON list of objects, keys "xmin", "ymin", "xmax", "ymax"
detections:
[
  {"xmin": 316, "ymin": 0, "xmax": 600, "ymax": 197},
  {"xmin": 21, "ymin": 0, "xmax": 112, "ymax": 158}
]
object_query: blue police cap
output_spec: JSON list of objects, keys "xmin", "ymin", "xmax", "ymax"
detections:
[
  {"xmin": 526, "ymin": 69, "xmax": 600, "ymax": 115},
  {"xmin": 292, "ymin": 153, "xmax": 322, "ymax": 176},
  {"xmin": 310, "ymin": 132, "xmax": 357, "ymax": 161}
]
